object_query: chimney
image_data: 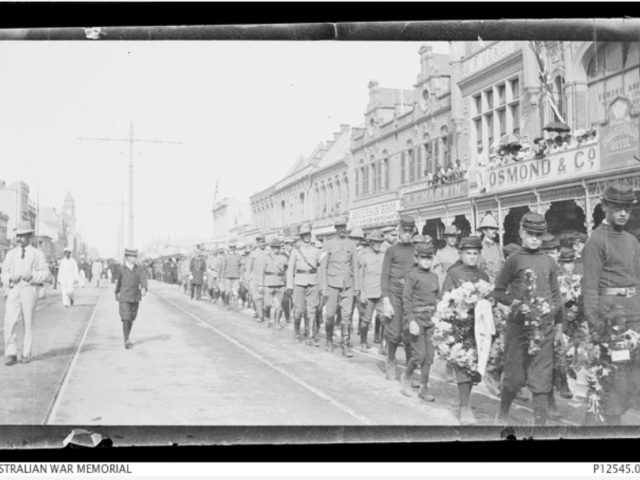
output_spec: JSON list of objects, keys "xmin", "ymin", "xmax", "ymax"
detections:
[
  {"xmin": 340, "ymin": 124, "xmax": 350, "ymax": 133},
  {"xmin": 326, "ymin": 140, "xmax": 335, "ymax": 151}
]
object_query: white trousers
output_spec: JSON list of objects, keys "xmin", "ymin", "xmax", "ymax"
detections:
[
  {"xmin": 79, "ymin": 271, "xmax": 85, "ymax": 287},
  {"xmin": 61, "ymin": 286, "xmax": 74, "ymax": 307},
  {"xmin": 3, "ymin": 286, "xmax": 37, "ymax": 358}
]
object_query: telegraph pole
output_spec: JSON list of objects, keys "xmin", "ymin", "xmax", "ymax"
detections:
[
  {"xmin": 94, "ymin": 197, "xmax": 148, "ymax": 259},
  {"xmin": 80, "ymin": 121, "xmax": 182, "ymax": 247}
]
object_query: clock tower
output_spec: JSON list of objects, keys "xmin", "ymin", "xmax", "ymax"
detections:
[{"xmin": 62, "ymin": 191, "xmax": 76, "ymax": 251}]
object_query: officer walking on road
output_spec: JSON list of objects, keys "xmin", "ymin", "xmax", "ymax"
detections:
[
  {"xmin": 320, "ymin": 217, "xmax": 360, "ymax": 357},
  {"xmin": 258, "ymin": 238, "xmax": 288, "ymax": 329},
  {"xmin": 249, "ymin": 235, "xmax": 268, "ymax": 322},
  {"xmin": 357, "ymin": 229, "xmax": 386, "ymax": 352},
  {"xmin": 286, "ymin": 225, "xmax": 321, "ymax": 345}
]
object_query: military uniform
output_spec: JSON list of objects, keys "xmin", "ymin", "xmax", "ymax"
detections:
[
  {"xmin": 249, "ymin": 237, "xmax": 268, "ymax": 321},
  {"xmin": 206, "ymin": 253, "xmax": 221, "ymax": 302},
  {"xmin": 582, "ymin": 185, "xmax": 640, "ymax": 424},
  {"xmin": 220, "ymin": 247, "xmax": 243, "ymax": 309},
  {"xmin": 189, "ymin": 253, "xmax": 207, "ymax": 300},
  {"xmin": 287, "ymin": 225, "xmax": 321, "ymax": 344},
  {"xmin": 259, "ymin": 240, "xmax": 288, "ymax": 328},
  {"xmin": 320, "ymin": 217, "xmax": 360, "ymax": 356},
  {"xmin": 115, "ymin": 249, "xmax": 148, "ymax": 349},
  {"xmin": 479, "ymin": 237, "xmax": 505, "ymax": 284},
  {"xmin": 357, "ymin": 230, "xmax": 385, "ymax": 351}
]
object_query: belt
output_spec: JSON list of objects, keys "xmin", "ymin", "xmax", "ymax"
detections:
[
  {"xmin": 296, "ymin": 269, "xmax": 313, "ymax": 274},
  {"xmin": 265, "ymin": 272, "xmax": 285, "ymax": 276},
  {"xmin": 391, "ymin": 279, "xmax": 405, "ymax": 286},
  {"xmin": 600, "ymin": 287, "xmax": 637, "ymax": 298},
  {"xmin": 414, "ymin": 305, "xmax": 436, "ymax": 313}
]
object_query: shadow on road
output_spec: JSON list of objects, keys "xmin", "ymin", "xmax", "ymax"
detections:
[
  {"xmin": 32, "ymin": 343, "xmax": 97, "ymax": 362},
  {"xmin": 133, "ymin": 334, "xmax": 171, "ymax": 346}
]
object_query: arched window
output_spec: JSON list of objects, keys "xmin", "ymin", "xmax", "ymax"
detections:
[
  {"xmin": 299, "ymin": 192, "xmax": 305, "ymax": 221},
  {"xmin": 370, "ymin": 155, "xmax": 378, "ymax": 193},
  {"xmin": 407, "ymin": 140, "xmax": 415, "ymax": 183},
  {"xmin": 553, "ymin": 75, "xmax": 566, "ymax": 123},
  {"xmin": 587, "ymin": 42, "xmax": 640, "ymax": 126}
]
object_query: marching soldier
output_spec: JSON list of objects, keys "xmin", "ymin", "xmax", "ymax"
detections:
[
  {"xmin": 280, "ymin": 237, "xmax": 295, "ymax": 324},
  {"xmin": 478, "ymin": 214, "xmax": 505, "ymax": 284},
  {"xmin": 381, "ymin": 215, "xmax": 418, "ymax": 381},
  {"xmin": 380, "ymin": 226, "xmax": 397, "ymax": 254},
  {"xmin": 217, "ymin": 247, "xmax": 226, "ymax": 303},
  {"xmin": 433, "ymin": 225, "xmax": 460, "ymax": 287},
  {"xmin": 286, "ymin": 224, "xmax": 321, "ymax": 345},
  {"xmin": 357, "ymin": 229, "xmax": 385, "ymax": 352},
  {"xmin": 206, "ymin": 249, "xmax": 221, "ymax": 303},
  {"xmin": 249, "ymin": 235, "xmax": 268, "ymax": 322},
  {"xmin": 259, "ymin": 238, "xmax": 288, "ymax": 329},
  {"xmin": 220, "ymin": 243, "xmax": 243, "ymax": 310},
  {"xmin": 582, "ymin": 183, "xmax": 640, "ymax": 425},
  {"xmin": 189, "ymin": 249, "xmax": 207, "ymax": 301},
  {"xmin": 320, "ymin": 217, "xmax": 361, "ymax": 357}
]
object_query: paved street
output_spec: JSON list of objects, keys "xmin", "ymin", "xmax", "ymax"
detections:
[{"xmin": 2, "ymin": 280, "xmax": 639, "ymax": 428}]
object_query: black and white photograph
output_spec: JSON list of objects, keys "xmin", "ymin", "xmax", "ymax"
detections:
[{"xmin": 0, "ymin": 17, "xmax": 639, "ymax": 451}]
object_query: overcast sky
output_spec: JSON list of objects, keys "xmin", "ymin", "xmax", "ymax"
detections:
[{"xmin": 0, "ymin": 40, "xmax": 449, "ymax": 258}]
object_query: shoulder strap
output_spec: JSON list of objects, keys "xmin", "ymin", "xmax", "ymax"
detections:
[{"xmin": 295, "ymin": 246, "xmax": 314, "ymax": 268}]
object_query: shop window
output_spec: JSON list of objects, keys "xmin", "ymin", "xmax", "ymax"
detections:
[
  {"xmin": 544, "ymin": 200, "xmax": 587, "ymax": 236},
  {"xmin": 587, "ymin": 42, "xmax": 640, "ymax": 126},
  {"xmin": 502, "ymin": 206, "xmax": 529, "ymax": 247}
]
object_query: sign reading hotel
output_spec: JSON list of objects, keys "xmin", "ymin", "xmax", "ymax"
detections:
[
  {"xmin": 485, "ymin": 144, "xmax": 601, "ymax": 193},
  {"xmin": 402, "ymin": 180, "xmax": 469, "ymax": 209},
  {"xmin": 600, "ymin": 97, "xmax": 640, "ymax": 171},
  {"xmin": 350, "ymin": 200, "xmax": 401, "ymax": 228}
]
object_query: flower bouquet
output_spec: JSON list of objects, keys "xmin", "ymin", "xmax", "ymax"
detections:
[
  {"xmin": 509, "ymin": 269, "xmax": 552, "ymax": 357},
  {"xmin": 432, "ymin": 280, "xmax": 495, "ymax": 379}
]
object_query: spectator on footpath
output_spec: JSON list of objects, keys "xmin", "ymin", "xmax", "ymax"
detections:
[
  {"xmin": 1, "ymin": 221, "xmax": 51, "ymax": 365},
  {"xmin": 92, "ymin": 258, "xmax": 103, "ymax": 287},
  {"xmin": 58, "ymin": 247, "xmax": 79, "ymax": 308},
  {"xmin": 115, "ymin": 248, "xmax": 148, "ymax": 350}
]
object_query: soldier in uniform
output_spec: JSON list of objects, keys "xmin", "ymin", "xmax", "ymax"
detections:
[
  {"xmin": 434, "ymin": 225, "xmax": 460, "ymax": 287},
  {"xmin": 220, "ymin": 243, "xmax": 243, "ymax": 310},
  {"xmin": 280, "ymin": 237, "xmax": 295, "ymax": 325},
  {"xmin": 381, "ymin": 215, "xmax": 418, "ymax": 382},
  {"xmin": 258, "ymin": 238, "xmax": 288, "ymax": 329},
  {"xmin": 189, "ymin": 249, "xmax": 207, "ymax": 301},
  {"xmin": 478, "ymin": 214, "xmax": 505, "ymax": 284},
  {"xmin": 206, "ymin": 250, "xmax": 221, "ymax": 303},
  {"xmin": 115, "ymin": 248, "xmax": 148, "ymax": 349},
  {"xmin": 357, "ymin": 229, "xmax": 385, "ymax": 352},
  {"xmin": 380, "ymin": 226, "xmax": 397, "ymax": 254},
  {"xmin": 582, "ymin": 183, "xmax": 640, "ymax": 425},
  {"xmin": 286, "ymin": 224, "xmax": 321, "ymax": 345},
  {"xmin": 249, "ymin": 235, "xmax": 268, "ymax": 322},
  {"xmin": 217, "ymin": 247, "xmax": 226, "ymax": 303},
  {"xmin": 320, "ymin": 217, "xmax": 360, "ymax": 357}
]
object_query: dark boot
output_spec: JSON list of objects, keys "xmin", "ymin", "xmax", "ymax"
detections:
[
  {"xmin": 532, "ymin": 393, "xmax": 549, "ymax": 426},
  {"xmin": 293, "ymin": 315, "xmax": 302, "ymax": 343},
  {"xmin": 558, "ymin": 368, "xmax": 574, "ymax": 399},
  {"xmin": 342, "ymin": 325, "xmax": 353, "ymax": 358},
  {"xmin": 548, "ymin": 389, "xmax": 562, "ymax": 420},
  {"xmin": 378, "ymin": 324, "xmax": 388, "ymax": 356},
  {"xmin": 325, "ymin": 324, "xmax": 334, "ymax": 353},
  {"xmin": 374, "ymin": 317, "xmax": 381, "ymax": 344},
  {"xmin": 418, "ymin": 383, "xmax": 435, "ymax": 402}
]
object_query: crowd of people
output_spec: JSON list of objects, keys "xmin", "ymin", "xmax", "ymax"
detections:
[{"xmin": 2, "ymin": 180, "xmax": 638, "ymax": 427}]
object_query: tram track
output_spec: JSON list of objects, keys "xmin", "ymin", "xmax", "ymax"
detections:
[
  {"xmin": 158, "ymin": 284, "xmax": 581, "ymax": 427},
  {"xmin": 153, "ymin": 290, "xmax": 377, "ymax": 426},
  {"xmin": 43, "ymin": 286, "xmax": 106, "ymax": 425}
]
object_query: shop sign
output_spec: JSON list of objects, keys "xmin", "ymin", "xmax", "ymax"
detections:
[
  {"xmin": 600, "ymin": 97, "xmax": 640, "ymax": 171},
  {"xmin": 461, "ymin": 41, "xmax": 521, "ymax": 80},
  {"xmin": 485, "ymin": 144, "xmax": 601, "ymax": 193},
  {"xmin": 401, "ymin": 180, "xmax": 469, "ymax": 209},
  {"xmin": 589, "ymin": 174, "xmax": 640, "ymax": 196},
  {"xmin": 349, "ymin": 199, "xmax": 401, "ymax": 228}
]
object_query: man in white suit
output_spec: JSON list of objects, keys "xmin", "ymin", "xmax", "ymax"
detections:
[
  {"xmin": 57, "ymin": 247, "xmax": 79, "ymax": 308},
  {"xmin": 1, "ymin": 221, "xmax": 51, "ymax": 365}
]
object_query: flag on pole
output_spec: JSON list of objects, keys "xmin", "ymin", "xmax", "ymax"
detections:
[
  {"xmin": 529, "ymin": 41, "xmax": 566, "ymax": 125},
  {"xmin": 213, "ymin": 178, "xmax": 219, "ymax": 204}
]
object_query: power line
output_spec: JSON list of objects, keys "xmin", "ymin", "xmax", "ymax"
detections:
[{"xmin": 79, "ymin": 121, "xmax": 182, "ymax": 248}]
